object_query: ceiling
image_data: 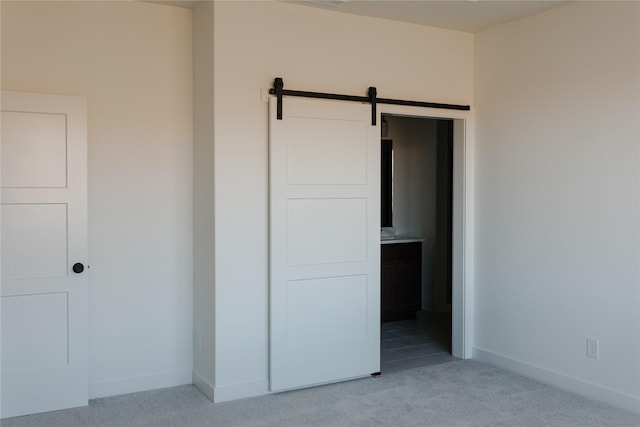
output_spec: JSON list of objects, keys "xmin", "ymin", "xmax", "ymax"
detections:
[
  {"xmin": 143, "ymin": 0, "xmax": 200, "ymax": 9},
  {"xmin": 291, "ymin": 0, "xmax": 571, "ymax": 33},
  {"xmin": 143, "ymin": 0, "xmax": 570, "ymax": 33}
]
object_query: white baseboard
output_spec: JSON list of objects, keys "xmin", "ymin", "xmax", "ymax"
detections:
[
  {"xmin": 473, "ymin": 347, "xmax": 640, "ymax": 414},
  {"xmin": 213, "ymin": 379, "xmax": 269, "ymax": 403},
  {"xmin": 89, "ymin": 369, "xmax": 192, "ymax": 399},
  {"xmin": 192, "ymin": 370, "xmax": 214, "ymax": 402}
]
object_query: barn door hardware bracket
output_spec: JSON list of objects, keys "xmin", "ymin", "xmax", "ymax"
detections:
[
  {"xmin": 274, "ymin": 77, "xmax": 284, "ymax": 120},
  {"xmin": 368, "ymin": 86, "xmax": 377, "ymax": 126},
  {"xmin": 269, "ymin": 77, "xmax": 470, "ymax": 126}
]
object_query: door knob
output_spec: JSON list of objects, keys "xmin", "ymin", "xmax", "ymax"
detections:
[{"xmin": 72, "ymin": 263, "xmax": 85, "ymax": 274}]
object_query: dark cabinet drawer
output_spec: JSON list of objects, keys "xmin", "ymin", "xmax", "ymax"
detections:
[{"xmin": 382, "ymin": 241, "xmax": 421, "ymax": 261}]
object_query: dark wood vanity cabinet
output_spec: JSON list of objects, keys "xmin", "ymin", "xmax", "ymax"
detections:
[{"xmin": 381, "ymin": 242, "xmax": 422, "ymax": 322}]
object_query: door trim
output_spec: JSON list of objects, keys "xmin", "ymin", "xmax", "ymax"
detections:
[{"xmin": 379, "ymin": 104, "xmax": 474, "ymax": 359}]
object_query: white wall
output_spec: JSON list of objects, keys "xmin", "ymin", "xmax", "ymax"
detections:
[
  {"xmin": 387, "ymin": 116, "xmax": 437, "ymax": 240},
  {"xmin": 474, "ymin": 1, "xmax": 640, "ymax": 412},
  {"xmin": 212, "ymin": 0, "xmax": 473, "ymax": 401},
  {"xmin": 192, "ymin": 0, "xmax": 215, "ymax": 399},
  {"xmin": 1, "ymin": 1, "xmax": 194, "ymax": 398},
  {"xmin": 385, "ymin": 116, "xmax": 439, "ymax": 311}
]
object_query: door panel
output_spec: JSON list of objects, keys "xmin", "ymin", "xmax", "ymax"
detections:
[
  {"xmin": 287, "ymin": 198, "xmax": 367, "ymax": 266},
  {"xmin": 1, "ymin": 91, "xmax": 88, "ymax": 418},
  {"xmin": 1, "ymin": 293, "xmax": 69, "ymax": 369},
  {"xmin": 287, "ymin": 275, "xmax": 368, "ymax": 346},
  {"xmin": 270, "ymin": 97, "xmax": 380, "ymax": 391},
  {"xmin": 286, "ymin": 116, "xmax": 367, "ymax": 185},
  {"xmin": 1, "ymin": 111, "xmax": 67, "ymax": 188},
  {"xmin": 1, "ymin": 204, "xmax": 68, "ymax": 280}
]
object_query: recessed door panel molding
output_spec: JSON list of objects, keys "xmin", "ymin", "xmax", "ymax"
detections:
[
  {"xmin": 1, "ymin": 203, "xmax": 68, "ymax": 280},
  {"xmin": 287, "ymin": 198, "xmax": 367, "ymax": 266},
  {"xmin": 1, "ymin": 293, "xmax": 69, "ymax": 369},
  {"xmin": 286, "ymin": 116, "xmax": 367, "ymax": 185},
  {"xmin": 287, "ymin": 275, "xmax": 368, "ymax": 347},
  {"xmin": 1, "ymin": 91, "xmax": 88, "ymax": 419},
  {"xmin": 1, "ymin": 111, "xmax": 67, "ymax": 188},
  {"xmin": 270, "ymin": 96, "xmax": 380, "ymax": 392}
]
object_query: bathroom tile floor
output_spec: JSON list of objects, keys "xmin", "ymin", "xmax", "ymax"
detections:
[{"xmin": 381, "ymin": 311, "xmax": 455, "ymax": 373}]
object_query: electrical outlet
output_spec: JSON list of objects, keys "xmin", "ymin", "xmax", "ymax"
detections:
[{"xmin": 587, "ymin": 337, "xmax": 599, "ymax": 359}]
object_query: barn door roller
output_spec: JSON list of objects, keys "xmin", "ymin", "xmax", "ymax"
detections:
[{"xmin": 269, "ymin": 77, "xmax": 470, "ymax": 126}]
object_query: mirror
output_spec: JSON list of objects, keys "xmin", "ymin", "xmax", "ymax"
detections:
[{"xmin": 381, "ymin": 139, "xmax": 393, "ymax": 227}]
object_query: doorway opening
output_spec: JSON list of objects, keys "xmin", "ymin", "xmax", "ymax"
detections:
[{"xmin": 380, "ymin": 113, "xmax": 457, "ymax": 372}]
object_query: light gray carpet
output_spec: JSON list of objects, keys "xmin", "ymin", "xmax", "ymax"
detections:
[{"xmin": 3, "ymin": 360, "xmax": 639, "ymax": 427}]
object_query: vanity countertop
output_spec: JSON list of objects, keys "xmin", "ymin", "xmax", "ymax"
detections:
[{"xmin": 380, "ymin": 236, "xmax": 425, "ymax": 245}]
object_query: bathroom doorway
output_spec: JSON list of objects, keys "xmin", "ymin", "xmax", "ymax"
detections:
[{"xmin": 380, "ymin": 114, "xmax": 456, "ymax": 372}]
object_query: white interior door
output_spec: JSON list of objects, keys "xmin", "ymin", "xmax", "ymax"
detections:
[
  {"xmin": 1, "ymin": 91, "xmax": 88, "ymax": 418},
  {"xmin": 269, "ymin": 96, "xmax": 380, "ymax": 391}
]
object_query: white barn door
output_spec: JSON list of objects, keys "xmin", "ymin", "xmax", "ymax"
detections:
[
  {"xmin": 1, "ymin": 91, "xmax": 88, "ymax": 418},
  {"xmin": 269, "ymin": 96, "xmax": 380, "ymax": 391}
]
